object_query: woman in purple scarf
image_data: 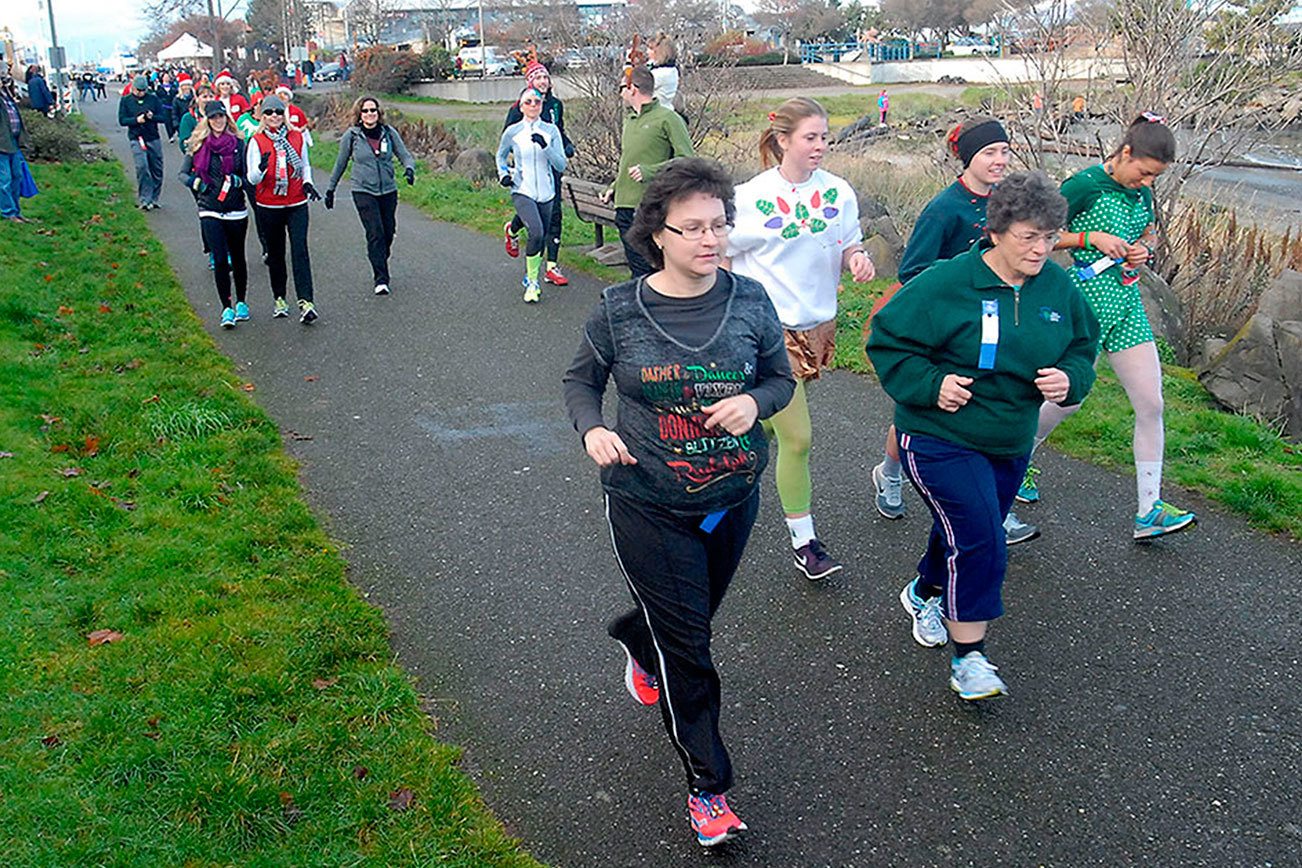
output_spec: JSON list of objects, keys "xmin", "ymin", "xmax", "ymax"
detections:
[{"xmin": 180, "ymin": 101, "xmax": 252, "ymax": 328}]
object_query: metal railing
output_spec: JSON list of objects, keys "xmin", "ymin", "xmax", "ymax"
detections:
[{"xmin": 798, "ymin": 41, "xmax": 943, "ymax": 65}]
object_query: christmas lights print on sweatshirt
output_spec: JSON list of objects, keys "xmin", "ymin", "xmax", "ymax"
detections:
[{"xmin": 727, "ymin": 168, "xmax": 864, "ymax": 330}]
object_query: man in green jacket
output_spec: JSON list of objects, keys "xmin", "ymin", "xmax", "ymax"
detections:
[{"xmin": 602, "ymin": 65, "xmax": 694, "ymax": 276}]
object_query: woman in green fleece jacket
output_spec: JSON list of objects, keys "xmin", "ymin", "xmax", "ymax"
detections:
[{"xmin": 867, "ymin": 171, "xmax": 1099, "ymax": 701}]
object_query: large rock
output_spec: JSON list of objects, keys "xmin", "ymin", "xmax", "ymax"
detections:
[
  {"xmin": 451, "ymin": 148, "xmax": 496, "ymax": 183},
  {"xmin": 1256, "ymin": 269, "xmax": 1302, "ymax": 321},
  {"xmin": 1276, "ymin": 321, "xmax": 1302, "ymax": 436},
  {"xmin": 1199, "ymin": 313, "xmax": 1301, "ymax": 437}
]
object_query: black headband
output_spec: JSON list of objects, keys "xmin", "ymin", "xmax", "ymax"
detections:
[{"xmin": 957, "ymin": 120, "xmax": 1008, "ymax": 168}]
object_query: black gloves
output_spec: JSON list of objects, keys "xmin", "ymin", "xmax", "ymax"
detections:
[
  {"xmin": 499, "ymin": 175, "xmax": 513, "ymax": 188},
  {"xmin": 304, "ymin": 182, "xmax": 321, "ymax": 202},
  {"xmin": 530, "ymin": 132, "xmax": 547, "ymax": 148},
  {"xmin": 404, "ymin": 166, "xmax": 415, "ymax": 185},
  {"xmin": 259, "ymin": 150, "xmax": 270, "ymax": 172},
  {"xmin": 324, "ymin": 189, "xmax": 335, "ymax": 210},
  {"xmin": 564, "ymin": 141, "xmax": 575, "ymax": 158}
]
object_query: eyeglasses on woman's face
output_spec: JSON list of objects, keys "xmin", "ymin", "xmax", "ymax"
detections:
[
  {"xmin": 662, "ymin": 221, "xmax": 732, "ymax": 241},
  {"xmin": 1008, "ymin": 229, "xmax": 1060, "ymax": 249},
  {"xmin": 360, "ymin": 106, "xmax": 378, "ymax": 114},
  {"xmin": 262, "ymin": 108, "xmax": 284, "ymax": 116}
]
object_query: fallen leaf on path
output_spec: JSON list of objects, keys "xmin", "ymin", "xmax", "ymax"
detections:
[
  {"xmin": 83, "ymin": 436, "xmax": 100, "ymax": 457},
  {"xmin": 242, "ymin": 383, "xmax": 256, "ymax": 392},
  {"xmin": 59, "ymin": 467, "xmax": 83, "ymax": 478},
  {"xmin": 311, "ymin": 677, "xmax": 338, "ymax": 690},
  {"xmin": 353, "ymin": 765, "xmax": 369, "ymax": 780},
  {"xmin": 98, "ymin": 304, "xmax": 111, "ymax": 314},
  {"xmin": 41, "ymin": 734, "xmax": 62, "ymax": 748},
  {"xmin": 50, "ymin": 444, "xmax": 70, "ymax": 453},
  {"xmin": 33, "ymin": 490, "xmax": 50, "ymax": 505},
  {"xmin": 387, "ymin": 788, "xmax": 415, "ymax": 812},
  {"xmin": 57, "ymin": 306, "xmax": 72, "ymax": 316},
  {"xmin": 87, "ymin": 629, "xmax": 124, "ymax": 646},
  {"xmin": 303, "ymin": 375, "xmax": 318, "ymax": 382}
]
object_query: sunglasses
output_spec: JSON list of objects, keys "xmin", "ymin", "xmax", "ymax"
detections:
[
  {"xmin": 360, "ymin": 106, "xmax": 379, "ymax": 113},
  {"xmin": 262, "ymin": 108, "xmax": 284, "ymax": 115}
]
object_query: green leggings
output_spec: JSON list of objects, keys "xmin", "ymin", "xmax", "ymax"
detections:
[{"xmin": 761, "ymin": 379, "xmax": 812, "ymax": 515}]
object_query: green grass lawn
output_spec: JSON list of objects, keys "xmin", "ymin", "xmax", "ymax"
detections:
[{"xmin": 0, "ymin": 159, "xmax": 542, "ymax": 865}]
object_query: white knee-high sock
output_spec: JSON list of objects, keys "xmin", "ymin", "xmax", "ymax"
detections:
[{"xmin": 1136, "ymin": 460, "xmax": 1162, "ymax": 515}]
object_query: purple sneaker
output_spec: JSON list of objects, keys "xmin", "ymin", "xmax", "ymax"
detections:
[{"xmin": 793, "ymin": 539, "xmax": 842, "ymax": 581}]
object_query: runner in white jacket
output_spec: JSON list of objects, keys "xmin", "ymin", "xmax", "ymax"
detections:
[{"xmin": 497, "ymin": 86, "xmax": 567, "ymax": 303}]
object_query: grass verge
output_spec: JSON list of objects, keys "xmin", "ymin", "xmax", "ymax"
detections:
[
  {"xmin": 0, "ymin": 158, "xmax": 542, "ymax": 865},
  {"xmin": 314, "ymin": 133, "xmax": 1302, "ymax": 540}
]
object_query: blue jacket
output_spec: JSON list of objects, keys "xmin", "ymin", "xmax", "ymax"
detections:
[{"xmin": 28, "ymin": 75, "xmax": 54, "ymax": 112}]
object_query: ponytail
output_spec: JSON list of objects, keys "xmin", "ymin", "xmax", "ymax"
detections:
[
  {"xmin": 1113, "ymin": 113, "xmax": 1176, "ymax": 163},
  {"xmin": 758, "ymin": 97, "xmax": 828, "ymax": 170}
]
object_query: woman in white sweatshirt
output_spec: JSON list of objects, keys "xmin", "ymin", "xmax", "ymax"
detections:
[
  {"xmin": 496, "ymin": 86, "xmax": 567, "ymax": 303},
  {"xmin": 725, "ymin": 97, "xmax": 875, "ymax": 580}
]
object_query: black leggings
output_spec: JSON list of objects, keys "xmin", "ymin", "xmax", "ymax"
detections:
[
  {"xmin": 353, "ymin": 190, "xmax": 398, "ymax": 285},
  {"xmin": 509, "ymin": 170, "xmax": 563, "ymax": 262},
  {"xmin": 511, "ymin": 194, "xmax": 553, "ymax": 258},
  {"xmin": 200, "ymin": 216, "xmax": 248, "ymax": 309},
  {"xmin": 253, "ymin": 203, "xmax": 313, "ymax": 302}
]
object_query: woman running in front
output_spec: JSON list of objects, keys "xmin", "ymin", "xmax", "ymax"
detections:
[
  {"xmin": 497, "ymin": 85, "xmax": 567, "ymax": 303},
  {"xmin": 868, "ymin": 172, "xmax": 1099, "ymax": 700},
  {"xmin": 562, "ymin": 157, "xmax": 794, "ymax": 846},
  {"xmin": 246, "ymin": 94, "xmax": 321, "ymax": 323},
  {"xmin": 324, "ymin": 95, "xmax": 416, "ymax": 296},
  {"xmin": 1020, "ymin": 115, "xmax": 1195, "ymax": 540},
  {"xmin": 868, "ymin": 117, "xmax": 1039, "ymax": 546},
  {"xmin": 179, "ymin": 100, "xmax": 250, "ymax": 329},
  {"xmin": 725, "ymin": 97, "xmax": 875, "ymax": 580}
]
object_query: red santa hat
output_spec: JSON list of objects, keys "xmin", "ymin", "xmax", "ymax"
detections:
[
  {"xmin": 177, "ymin": 72, "xmax": 193, "ymax": 87},
  {"xmin": 274, "ymin": 84, "xmax": 293, "ymax": 99},
  {"xmin": 214, "ymin": 68, "xmax": 237, "ymax": 88}
]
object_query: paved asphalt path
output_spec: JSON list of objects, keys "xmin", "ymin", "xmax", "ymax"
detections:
[{"xmin": 89, "ymin": 102, "xmax": 1300, "ymax": 867}]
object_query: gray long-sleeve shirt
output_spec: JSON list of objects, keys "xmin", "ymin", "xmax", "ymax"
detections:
[{"xmin": 327, "ymin": 124, "xmax": 415, "ymax": 196}]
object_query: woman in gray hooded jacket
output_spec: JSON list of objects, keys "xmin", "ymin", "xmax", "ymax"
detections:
[{"xmin": 324, "ymin": 95, "xmax": 416, "ymax": 295}]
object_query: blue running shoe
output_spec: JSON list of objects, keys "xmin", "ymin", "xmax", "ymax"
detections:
[
  {"xmin": 1134, "ymin": 499, "xmax": 1196, "ymax": 540},
  {"xmin": 234, "ymin": 301, "xmax": 250, "ymax": 321},
  {"xmin": 899, "ymin": 578, "xmax": 947, "ymax": 647},
  {"xmin": 207, "ymin": 252, "xmax": 215, "ymax": 271},
  {"xmin": 950, "ymin": 651, "xmax": 1008, "ymax": 701},
  {"xmin": 219, "ymin": 307, "xmax": 236, "ymax": 329},
  {"xmin": 1016, "ymin": 465, "xmax": 1040, "ymax": 503}
]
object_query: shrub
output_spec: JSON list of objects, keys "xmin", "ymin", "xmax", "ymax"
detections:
[
  {"xmin": 420, "ymin": 44, "xmax": 454, "ymax": 81},
  {"xmin": 701, "ymin": 32, "xmax": 770, "ymax": 58},
  {"xmin": 350, "ymin": 45, "xmax": 426, "ymax": 94},
  {"xmin": 20, "ymin": 110, "xmax": 88, "ymax": 163}
]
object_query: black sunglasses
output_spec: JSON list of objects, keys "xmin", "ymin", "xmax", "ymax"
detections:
[{"xmin": 262, "ymin": 108, "xmax": 284, "ymax": 115}]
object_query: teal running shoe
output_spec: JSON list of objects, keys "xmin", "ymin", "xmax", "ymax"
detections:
[
  {"xmin": 234, "ymin": 301, "xmax": 250, "ymax": 321},
  {"xmin": 950, "ymin": 651, "xmax": 1008, "ymax": 701},
  {"xmin": 1134, "ymin": 499, "xmax": 1197, "ymax": 540},
  {"xmin": 1016, "ymin": 465, "xmax": 1041, "ymax": 503},
  {"xmin": 219, "ymin": 307, "xmax": 235, "ymax": 329}
]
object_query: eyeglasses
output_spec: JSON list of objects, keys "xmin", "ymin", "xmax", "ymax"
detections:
[
  {"xmin": 1009, "ymin": 230, "xmax": 1060, "ymax": 248},
  {"xmin": 360, "ymin": 107, "xmax": 379, "ymax": 113},
  {"xmin": 262, "ymin": 108, "xmax": 284, "ymax": 115},
  {"xmin": 663, "ymin": 222, "xmax": 732, "ymax": 241}
]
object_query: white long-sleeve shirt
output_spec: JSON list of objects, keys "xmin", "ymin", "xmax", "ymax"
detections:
[
  {"xmin": 496, "ymin": 118, "xmax": 567, "ymax": 202},
  {"xmin": 726, "ymin": 167, "xmax": 863, "ymax": 330}
]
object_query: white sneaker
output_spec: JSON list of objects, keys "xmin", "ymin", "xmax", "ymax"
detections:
[
  {"xmin": 899, "ymin": 578, "xmax": 947, "ymax": 647},
  {"xmin": 374, "ymin": 283, "xmax": 390, "ymax": 295},
  {"xmin": 872, "ymin": 461, "xmax": 905, "ymax": 519},
  {"xmin": 950, "ymin": 651, "xmax": 1008, "ymax": 700},
  {"xmin": 522, "ymin": 279, "xmax": 541, "ymax": 303}
]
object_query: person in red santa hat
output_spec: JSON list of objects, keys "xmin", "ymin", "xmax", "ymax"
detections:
[
  {"xmin": 214, "ymin": 68, "xmax": 250, "ymax": 120},
  {"xmin": 273, "ymin": 84, "xmax": 312, "ymax": 145},
  {"xmin": 501, "ymin": 57, "xmax": 574, "ymax": 286}
]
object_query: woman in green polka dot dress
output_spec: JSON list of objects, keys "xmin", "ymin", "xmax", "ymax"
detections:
[{"xmin": 1021, "ymin": 114, "xmax": 1197, "ymax": 540}]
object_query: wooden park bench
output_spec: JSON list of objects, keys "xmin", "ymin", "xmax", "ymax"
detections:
[{"xmin": 561, "ymin": 176, "xmax": 626, "ymax": 267}]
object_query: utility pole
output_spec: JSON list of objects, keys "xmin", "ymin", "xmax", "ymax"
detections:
[
  {"xmin": 476, "ymin": 0, "xmax": 486, "ymax": 78},
  {"xmin": 40, "ymin": 0, "xmax": 66, "ymax": 104}
]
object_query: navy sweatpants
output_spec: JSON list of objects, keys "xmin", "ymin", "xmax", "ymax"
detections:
[
  {"xmin": 604, "ymin": 489, "xmax": 760, "ymax": 795},
  {"xmin": 898, "ymin": 431, "xmax": 1029, "ymax": 623}
]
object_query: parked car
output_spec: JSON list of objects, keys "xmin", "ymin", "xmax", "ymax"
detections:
[
  {"xmin": 313, "ymin": 61, "xmax": 343, "ymax": 81},
  {"xmin": 950, "ymin": 37, "xmax": 999, "ymax": 57},
  {"xmin": 456, "ymin": 46, "xmax": 515, "ymax": 76}
]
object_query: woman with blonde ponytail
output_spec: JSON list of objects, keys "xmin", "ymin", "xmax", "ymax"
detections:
[{"xmin": 725, "ymin": 97, "xmax": 876, "ymax": 581}]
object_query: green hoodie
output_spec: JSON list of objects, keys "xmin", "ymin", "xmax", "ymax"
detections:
[
  {"xmin": 611, "ymin": 99, "xmax": 694, "ymax": 209},
  {"xmin": 867, "ymin": 242, "xmax": 1100, "ymax": 456}
]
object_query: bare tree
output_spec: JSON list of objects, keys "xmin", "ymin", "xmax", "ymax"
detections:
[
  {"xmin": 754, "ymin": 0, "xmax": 846, "ymax": 63},
  {"xmin": 347, "ymin": 0, "xmax": 396, "ymax": 46},
  {"xmin": 141, "ymin": 0, "xmax": 246, "ymax": 67}
]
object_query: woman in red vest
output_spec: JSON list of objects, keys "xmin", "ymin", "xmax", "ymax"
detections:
[{"xmin": 246, "ymin": 94, "xmax": 321, "ymax": 323}]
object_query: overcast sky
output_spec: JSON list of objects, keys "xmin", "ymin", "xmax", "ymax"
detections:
[{"xmin": 7, "ymin": 0, "xmax": 148, "ymax": 64}]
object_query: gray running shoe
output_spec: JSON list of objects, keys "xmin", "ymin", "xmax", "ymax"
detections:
[
  {"xmin": 899, "ymin": 578, "xmax": 947, "ymax": 647},
  {"xmin": 950, "ymin": 651, "xmax": 1008, "ymax": 700},
  {"xmin": 1004, "ymin": 511, "xmax": 1040, "ymax": 546},
  {"xmin": 872, "ymin": 461, "xmax": 905, "ymax": 519}
]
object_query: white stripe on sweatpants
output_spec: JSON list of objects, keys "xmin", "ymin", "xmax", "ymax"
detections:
[
  {"xmin": 901, "ymin": 434, "xmax": 962, "ymax": 622},
  {"xmin": 603, "ymin": 494, "xmax": 702, "ymax": 784}
]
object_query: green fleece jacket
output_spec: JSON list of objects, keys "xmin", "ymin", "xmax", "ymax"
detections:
[
  {"xmin": 611, "ymin": 99, "xmax": 694, "ymax": 209},
  {"xmin": 868, "ymin": 242, "xmax": 1100, "ymax": 456}
]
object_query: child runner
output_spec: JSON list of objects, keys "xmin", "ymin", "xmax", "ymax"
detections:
[
  {"xmin": 563, "ymin": 157, "xmax": 794, "ymax": 847},
  {"xmin": 1021, "ymin": 114, "xmax": 1196, "ymax": 540},
  {"xmin": 324, "ymin": 95, "xmax": 416, "ymax": 296},
  {"xmin": 497, "ymin": 86, "xmax": 567, "ymax": 303},
  {"xmin": 869, "ymin": 117, "xmax": 1039, "ymax": 545},
  {"xmin": 868, "ymin": 172, "xmax": 1100, "ymax": 700},
  {"xmin": 501, "ymin": 60, "xmax": 575, "ymax": 286},
  {"xmin": 725, "ymin": 97, "xmax": 875, "ymax": 580},
  {"xmin": 878, "ymin": 89, "xmax": 889, "ymax": 126},
  {"xmin": 246, "ymin": 94, "xmax": 320, "ymax": 323},
  {"xmin": 179, "ymin": 100, "xmax": 250, "ymax": 329}
]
